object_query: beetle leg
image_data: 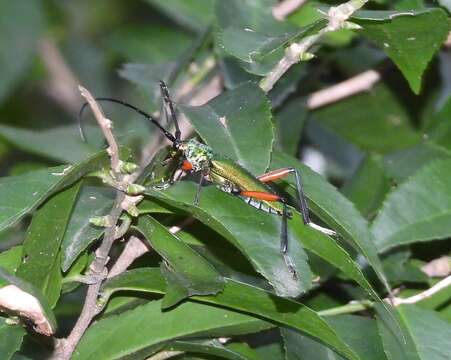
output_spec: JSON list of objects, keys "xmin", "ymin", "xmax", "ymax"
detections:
[
  {"xmin": 236, "ymin": 190, "xmax": 297, "ymax": 278},
  {"xmin": 193, "ymin": 171, "xmax": 206, "ymax": 206},
  {"xmin": 236, "ymin": 191, "xmax": 287, "ymax": 249},
  {"xmin": 257, "ymin": 167, "xmax": 310, "ymax": 225},
  {"xmin": 159, "ymin": 81, "xmax": 181, "ymax": 142}
]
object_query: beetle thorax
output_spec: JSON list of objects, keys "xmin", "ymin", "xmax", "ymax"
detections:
[{"xmin": 179, "ymin": 139, "xmax": 214, "ymax": 171}]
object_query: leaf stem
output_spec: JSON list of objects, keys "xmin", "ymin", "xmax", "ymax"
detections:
[
  {"xmin": 260, "ymin": 0, "xmax": 368, "ymax": 92},
  {"xmin": 318, "ymin": 275, "xmax": 451, "ymax": 317},
  {"xmin": 318, "ymin": 300, "xmax": 373, "ymax": 316}
]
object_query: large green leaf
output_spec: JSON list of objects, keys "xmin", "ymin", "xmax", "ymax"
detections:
[
  {"xmin": 0, "ymin": 0, "xmax": 44, "ymax": 102},
  {"xmin": 377, "ymin": 304, "xmax": 451, "ymax": 360},
  {"xmin": 164, "ymin": 339, "xmax": 259, "ymax": 360},
  {"xmin": 427, "ymin": 97, "xmax": 451, "ymax": 152},
  {"xmin": 342, "ymin": 155, "xmax": 391, "ymax": 219},
  {"xmin": 181, "ymin": 82, "xmax": 274, "ymax": 175},
  {"xmin": 271, "ymin": 152, "xmax": 390, "ymax": 292},
  {"xmin": 372, "ymin": 159, "xmax": 451, "ymax": 252},
  {"xmin": 101, "ymin": 269, "xmax": 360, "ymax": 360},
  {"xmin": 282, "ymin": 315, "xmax": 386, "ymax": 360},
  {"xmin": 0, "ymin": 267, "xmax": 56, "ymax": 336},
  {"xmin": 0, "ymin": 246, "xmax": 22, "ymax": 273},
  {"xmin": 383, "ymin": 143, "xmax": 451, "ymax": 181},
  {"xmin": 61, "ymin": 186, "xmax": 115, "ymax": 272},
  {"xmin": 16, "ymin": 182, "xmax": 81, "ymax": 308},
  {"xmin": 135, "ymin": 215, "xmax": 224, "ymax": 307},
  {"xmin": 0, "ymin": 124, "xmax": 97, "ymax": 164},
  {"xmin": 356, "ymin": 8, "xmax": 450, "ymax": 93},
  {"xmin": 0, "ymin": 148, "xmax": 128, "ymax": 233},
  {"xmin": 275, "ymin": 99, "xmax": 308, "ymax": 156},
  {"xmin": 73, "ymin": 299, "xmax": 270, "ymax": 360},
  {"xmin": 215, "ymin": 0, "xmax": 325, "ymax": 76},
  {"xmin": 0, "ymin": 318, "xmax": 25, "ymax": 360},
  {"xmin": 312, "ymin": 84, "xmax": 421, "ymax": 153},
  {"xmin": 146, "ymin": 182, "xmax": 313, "ymax": 298}
]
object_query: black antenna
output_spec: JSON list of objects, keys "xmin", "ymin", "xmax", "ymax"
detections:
[
  {"xmin": 78, "ymin": 97, "xmax": 178, "ymax": 144},
  {"xmin": 159, "ymin": 81, "xmax": 181, "ymax": 142}
]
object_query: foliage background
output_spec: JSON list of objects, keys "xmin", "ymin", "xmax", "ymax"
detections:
[{"xmin": 0, "ymin": 0, "xmax": 451, "ymax": 359}]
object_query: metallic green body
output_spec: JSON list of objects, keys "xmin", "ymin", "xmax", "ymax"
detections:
[
  {"xmin": 210, "ymin": 158, "xmax": 285, "ymax": 215},
  {"xmin": 176, "ymin": 139, "xmax": 284, "ymax": 215}
]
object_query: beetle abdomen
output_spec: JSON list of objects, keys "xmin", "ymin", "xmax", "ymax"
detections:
[{"xmin": 238, "ymin": 195, "xmax": 282, "ymax": 215}]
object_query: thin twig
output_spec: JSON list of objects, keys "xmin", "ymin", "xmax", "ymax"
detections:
[
  {"xmin": 38, "ymin": 38, "xmax": 81, "ymax": 114},
  {"xmin": 391, "ymin": 275, "xmax": 451, "ymax": 306},
  {"xmin": 79, "ymin": 86, "xmax": 121, "ymax": 174},
  {"xmin": 421, "ymin": 256, "xmax": 451, "ymax": 278},
  {"xmin": 57, "ymin": 194, "xmax": 125, "ymax": 360},
  {"xmin": 306, "ymin": 69, "xmax": 381, "ymax": 109},
  {"xmin": 319, "ymin": 275, "xmax": 451, "ymax": 317},
  {"xmin": 54, "ymin": 88, "xmax": 132, "ymax": 360},
  {"xmin": 107, "ymin": 236, "xmax": 149, "ymax": 279},
  {"xmin": 260, "ymin": 0, "xmax": 368, "ymax": 92},
  {"xmin": 272, "ymin": 0, "xmax": 308, "ymax": 20}
]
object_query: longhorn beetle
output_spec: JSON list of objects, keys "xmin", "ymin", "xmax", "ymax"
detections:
[{"xmin": 80, "ymin": 81, "xmax": 336, "ymax": 276}]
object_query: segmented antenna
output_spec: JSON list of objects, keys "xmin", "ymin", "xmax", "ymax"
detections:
[
  {"xmin": 159, "ymin": 81, "xmax": 181, "ymax": 142},
  {"xmin": 78, "ymin": 97, "xmax": 178, "ymax": 144}
]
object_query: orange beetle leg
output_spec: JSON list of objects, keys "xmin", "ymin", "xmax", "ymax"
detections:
[{"xmin": 240, "ymin": 191, "xmax": 281, "ymax": 202}]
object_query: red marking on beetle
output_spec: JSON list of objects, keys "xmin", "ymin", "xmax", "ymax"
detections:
[
  {"xmin": 240, "ymin": 191, "xmax": 281, "ymax": 202},
  {"xmin": 182, "ymin": 160, "xmax": 193, "ymax": 171}
]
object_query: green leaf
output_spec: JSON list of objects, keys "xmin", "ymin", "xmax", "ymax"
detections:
[
  {"xmin": 271, "ymin": 152, "xmax": 390, "ymax": 292},
  {"xmin": 282, "ymin": 315, "xmax": 385, "ymax": 360},
  {"xmin": 0, "ymin": 0, "xmax": 44, "ymax": 102},
  {"xmin": 275, "ymin": 99, "xmax": 308, "ymax": 156},
  {"xmin": 0, "ymin": 318, "xmax": 25, "ymax": 360},
  {"xmin": 312, "ymin": 84, "xmax": 421, "ymax": 153},
  {"xmin": 342, "ymin": 155, "xmax": 391, "ymax": 219},
  {"xmin": 134, "ymin": 215, "xmax": 224, "ymax": 307},
  {"xmin": 427, "ymin": 96, "xmax": 451, "ymax": 151},
  {"xmin": 166, "ymin": 339, "xmax": 259, "ymax": 360},
  {"xmin": 382, "ymin": 251, "xmax": 428, "ymax": 286},
  {"xmin": 215, "ymin": 0, "xmax": 326, "ymax": 75},
  {"xmin": 61, "ymin": 186, "xmax": 115, "ymax": 272},
  {"xmin": 144, "ymin": 0, "xmax": 214, "ymax": 32},
  {"xmin": 0, "ymin": 124, "xmax": 98, "ymax": 164},
  {"xmin": 101, "ymin": 269, "xmax": 360, "ymax": 360},
  {"xmin": 181, "ymin": 82, "xmax": 274, "ymax": 175},
  {"xmin": 108, "ymin": 25, "xmax": 192, "ymax": 63},
  {"xmin": 62, "ymin": 252, "xmax": 89, "ymax": 294},
  {"xmin": 0, "ymin": 267, "xmax": 56, "ymax": 336},
  {"xmin": 0, "ymin": 148, "xmax": 128, "ymax": 233},
  {"xmin": 377, "ymin": 304, "xmax": 451, "ymax": 360},
  {"xmin": 0, "ymin": 246, "xmax": 22, "ymax": 273},
  {"xmin": 146, "ymin": 182, "xmax": 313, "ymax": 298},
  {"xmin": 73, "ymin": 299, "xmax": 270, "ymax": 360},
  {"xmin": 372, "ymin": 159, "xmax": 451, "ymax": 252},
  {"xmin": 383, "ymin": 143, "xmax": 451, "ymax": 181},
  {"xmin": 356, "ymin": 8, "xmax": 450, "ymax": 93},
  {"xmin": 17, "ymin": 182, "xmax": 81, "ymax": 308}
]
